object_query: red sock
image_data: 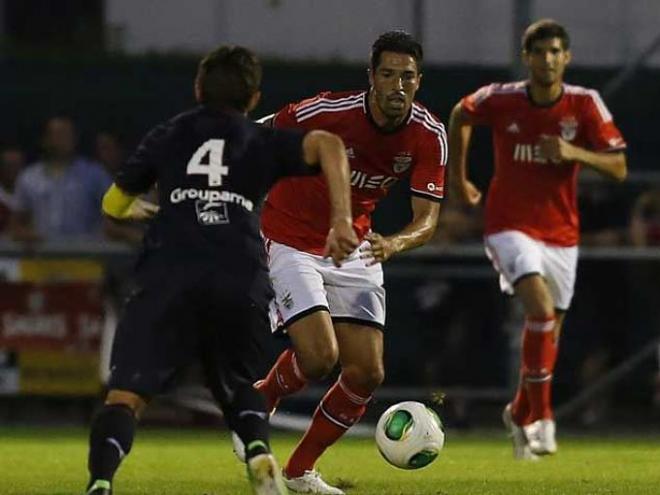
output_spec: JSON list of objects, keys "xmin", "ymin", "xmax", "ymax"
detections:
[
  {"xmin": 256, "ymin": 349, "xmax": 307, "ymax": 413},
  {"xmin": 521, "ymin": 317, "xmax": 558, "ymax": 421},
  {"xmin": 510, "ymin": 373, "xmax": 532, "ymax": 425},
  {"xmin": 285, "ymin": 375, "xmax": 371, "ymax": 478}
]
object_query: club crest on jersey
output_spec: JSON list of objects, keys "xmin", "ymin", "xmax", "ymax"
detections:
[
  {"xmin": 559, "ymin": 117, "xmax": 578, "ymax": 141},
  {"xmin": 392, "ymin": 152, "xmax": 412, "ymax": 174},
  {"xmin": 195, "ymin": 200, "xmax": 229, "ymax": 225}
]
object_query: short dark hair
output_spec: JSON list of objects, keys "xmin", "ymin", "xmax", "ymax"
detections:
[
  {"xmin": 370, "ymin": 30, "xmax": 423, "ymax": 71},
  {"xmin": 522, "ymin": 19, "xmax": 570, "ymax": 52},
  {"xmin": 196, "ymin": 45, "xmax": 262, "ymax": 112}
]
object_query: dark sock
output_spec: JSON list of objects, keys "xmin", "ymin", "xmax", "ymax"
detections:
[
  {"xmin": 87, "ymin": 404, "xmax": 137, "ymax": 487},
  {"xmin": 225, "ymin": 385, "xmax": 271, "ymax": 460}
]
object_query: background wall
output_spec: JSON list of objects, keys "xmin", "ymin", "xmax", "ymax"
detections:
[{"xmin": 106, "ymin": 0, "xmax": 660, "ymax": 66}]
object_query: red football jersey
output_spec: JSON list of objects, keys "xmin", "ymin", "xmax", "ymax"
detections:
[
  {"xmin": 261, "ymin": 91, "xmax": 447, "ymax": 254},
  {"xmin": 461, "ymin": 81, "xmax": 626, "ymax": 246}
]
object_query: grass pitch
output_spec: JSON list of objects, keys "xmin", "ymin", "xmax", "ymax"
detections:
[{"xmin": 1, "ymin": 426, "xmax": 659, "ymax": 494}]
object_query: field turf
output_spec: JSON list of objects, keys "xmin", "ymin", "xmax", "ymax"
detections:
[{"xmin": 1, "ymin": 427, "xmax": 659, "ymax": 494}]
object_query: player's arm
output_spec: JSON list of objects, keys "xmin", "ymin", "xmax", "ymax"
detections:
[
  {"xmin": 361, "ymin": 197, "xmax": 440, "ymax": 265},
  {"xmin": 301, "ymin": 130, "xmax": 358, "ymax": 265},
  {"xmin": 447, "ymin": 102, "xmax": 482, "ymax": 205},
  {"xmin": 537, "ymin": 136, "xmax": 627, "ymax": 182},
  {"xmin": 102, "ymin": 183, "xmax": 159, "ymax": 221},
  {"xmin": 102, "ymin": 123, "xmax": 167, "ymax": 222}
]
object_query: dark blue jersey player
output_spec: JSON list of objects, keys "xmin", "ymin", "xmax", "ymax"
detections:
[{"xmin": 84, "ymin": 45, "xmax": 358, "ymax": 495}]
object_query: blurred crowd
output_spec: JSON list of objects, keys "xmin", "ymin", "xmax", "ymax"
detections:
[
  {"xmin": 0, "ymin": 115, "xmax": 142, "ymax": 245},
  {"xmin": 3, "ymin": 115, "xmax": 660, "ymax": 249}
]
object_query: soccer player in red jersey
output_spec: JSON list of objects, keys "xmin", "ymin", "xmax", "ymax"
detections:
[
  {"xmin": 237, "ymin": 31, "xmax": 447, "ymax": 493},
  {"xmin": 448, "ymin": 19, "xmax": 627, "ymax": 460}
]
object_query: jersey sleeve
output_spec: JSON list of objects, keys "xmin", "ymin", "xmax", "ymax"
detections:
[
  {"xmin": 460, "ymin": 83, "xmax": 499, "ymax": 125},
  {"xmin": 272, "ymin": 103, "xmax": 301, "ymax": 129},
  {"xmin": 272, "ymin": 92, "xmax": 334, "ymax": 130},
  {"xmin": 410, "ymin": 125, "xmax": 448, "ymax": 202},
  {"xmin": 266, "ymin": 127, "xmax": 320, "ymax": 179},
  {"xmin": 581, "ymin": 90, "xmax": 627, "ymax": 152},
  {"xmin": 115, "ymin": 123, "xmax": 168, "ymax": 195}
]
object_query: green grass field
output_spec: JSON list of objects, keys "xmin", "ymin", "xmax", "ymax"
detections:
[{"xmin": 1, "ymin": 426, "xmax": 659, "ymax": 495}]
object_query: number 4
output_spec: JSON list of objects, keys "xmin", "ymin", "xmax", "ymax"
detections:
[{"xmin": 186, "ymin": 139, "xmax": 229, "ymax": 187}]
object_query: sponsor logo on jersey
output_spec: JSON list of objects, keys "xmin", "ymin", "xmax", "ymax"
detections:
[
  {"xmin": 506, "ymin": 122, "xmax": 520, "ymax": 134},
  {"xmin": 350, "ymin": 170, "xmax": 399, "ymax": 190},
  {"xmin": 608, "ymin": 137, "xmax": 624, "ymax": 148},
  {"xmin": 513, "ymin": 143, "xmax": 548, "ymax": 164},
  {"xmin": 345, "ymin": 147, "xmax": 356, "ymax": 159},
  {"xmin": 559, "ymin": 117, "xmax": 578, "ymax": 141},
  {"xmin": 392, "ymin": 152, "xmax": 413, "ymax": 173},
  {"xmin": 195, "ymin": 200, "xmax": 229, "ymax": 225},
  {"xmin": 169, "ymin": 187, "xmax": 254, "ymax": 212}
]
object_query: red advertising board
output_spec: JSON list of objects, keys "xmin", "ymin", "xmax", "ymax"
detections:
[{"xmin": 0, "ymin": 282, "xmax": 104, "ymax": 352}]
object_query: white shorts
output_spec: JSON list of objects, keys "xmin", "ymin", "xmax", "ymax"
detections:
[
  {"xmin": 266, "ymin": 239, "xmax": 386, "ymax": 332},
  {"xmin": 484, "ymin": 230, "xmax": 578, "ymax": 311}
]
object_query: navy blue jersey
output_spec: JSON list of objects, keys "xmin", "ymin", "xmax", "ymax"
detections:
[{"xmin": 115, "ymin": 106, "xmax": 317, "ymax": 301}]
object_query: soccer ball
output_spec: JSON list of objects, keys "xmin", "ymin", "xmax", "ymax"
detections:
[{"xmin": 375, "ymin": 401, "xmax": 445, "ymax": 470}]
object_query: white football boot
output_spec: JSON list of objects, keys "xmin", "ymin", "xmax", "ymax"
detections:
[
  {"xmin": 232, "ymin": 431, "xmax": 248, "ymax": 463},
  {"xmin": 284, "ymin": 470, "xmax": 345, "ymax": 495},
  {"xmin": 527, "ymin": 418, "xmax": 557, "ymax": 455},
  {"xmin": 502, "ymin": 403, "xmax": 539, "ymax": 461},
  {"xmin": 246, "ymin": 453, "xmax": 288, "ymax": 495}
]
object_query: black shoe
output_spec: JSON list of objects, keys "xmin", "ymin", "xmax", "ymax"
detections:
[{"xmin": 86, "ymin": 480, "xmax": 112, "ymax": 495}]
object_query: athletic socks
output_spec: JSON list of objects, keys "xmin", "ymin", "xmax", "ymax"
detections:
[
  {"xmin": 520, "ymin": 316, "xmax": 558, "ymax": 422},
  {"xmin": 225, "ymin": 384, "xmax": 272, "ymax": 461},
  {"xmin": 257, "ymin": 349, "xmax": 307, "ymax": 412},
  {"xmin": 510, "ymin": 374, "xmax": 532, "ymax": 425},
  {"xmin": 285, "ymin": 375, "xmax": 371, "ymax": 478},
  {"xmin": 87, "ymin": 404, "xmax": 137, "ymax": 489}
]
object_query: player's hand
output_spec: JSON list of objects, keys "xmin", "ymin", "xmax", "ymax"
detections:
[
  {"xmin": 126, "ymin": 198, "xmax": 160, "ymax": 221},
  {"xmin": 452, "ymin": 179, "xmax": 482, "ymax": 207},
  {"xmin": 323, "ymin": 218, "xmax": 359, "ymax": 267},
  {"xmin": 538, "ymin": 135, "xmax": 576, "ymax": 164},
  {"xmin": 360, "ymin": 232, "xmax": 397, "ymax": 266}
]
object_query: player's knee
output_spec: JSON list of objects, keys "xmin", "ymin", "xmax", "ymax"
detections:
[
  {"xmin": 299, "ymin": 356, "xmax": 337, "ymax": 381},
  {"xmin": 297, "ymin": 345, "xmax": 338, "ymax": 380},
  {"xmin": 525, "ymin": 301, "xmax": 555, "ymax": 321},
  {"xmin": 105, "ymin": 389, "xmax": 148, "ymax": 418},
  {"xmin": 343, "ymin": 363, "xmax": 384, "ymax": 393}
]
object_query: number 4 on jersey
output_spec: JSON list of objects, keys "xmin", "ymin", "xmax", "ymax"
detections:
[{"xmin": 186, "ymin": 139, "xmax": 229, "ymax": 187}]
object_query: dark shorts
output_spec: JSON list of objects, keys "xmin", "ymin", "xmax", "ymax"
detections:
[{"xmin": 108, "ymin": 259, "xmax": 271, "ymax": 405}]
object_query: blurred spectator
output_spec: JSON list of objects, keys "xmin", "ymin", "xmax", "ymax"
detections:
[
  {"xmin": 579, "ymin": 174, "xmax": 631, "ymax": 246},
  {"xmin": 629, "ymin": 189, "xmax": 660, "ymax": 247},
  {"xmin": 10, "ymin": 116, "xmax": 111, "ymax": 242},
  {"xmin": 0, "ymin": 145, "xmax": 26, "ymax": 236},
  {"xmin": 94, "ymin": 131, "xmax": 124, "ymax": 175}
]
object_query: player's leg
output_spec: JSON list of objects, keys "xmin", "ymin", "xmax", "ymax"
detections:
[
  {"xmin": 256, "ymin": 241, "xmax": 340, "ymax": 411},
  {"xmin": 258, "ymin": 311, "xmax": 339, "ymax": 412},
  {"xmin": 285, "ymin": 322, "xmax": 382, "ymax": 482},
  {"xmin": 283, "ymin": 248, "xmax": 385, "ymax": 493},
  {"xmin": 485, "ymin": 231, "xmax": 548, "ymax": 459},
  {"xmin": 201, "ymin": 291, "xmax": 288, "ymax": 495},
  {"xmin": 85, "ymin": 265, "xmax": 199, "ymax": 493},
  {"xmin": 513, "ymin": 275, "xmax": 557, "ymax": 423},
  {"xmin": 520, "ymin": 240, "xmax": 576, "ymax": 456},
  {"xmin": 512, "ymin": 241, "xmax": 576, "ymax": 456},
  {"xmin": 86, "ymin": 390, "xmax": 146, "ymax": 495}
]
